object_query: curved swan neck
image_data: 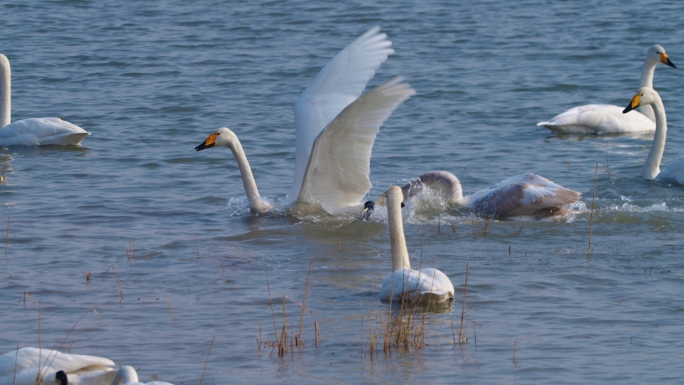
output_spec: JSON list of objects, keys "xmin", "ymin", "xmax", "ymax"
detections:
[
  {"xmin": 227, "ymin": 138, "xmax": 268, "ymax": 214},
  {"xmin": 0, "ymin": 54, "xmax": 10, "ymax": 128},
  {"xmin": 387, "ymin": 186, "xmax": 410, "ymax": 272},
  {"xmin": 637, "ymin": 59, "xmax": 658, "ymax": 121},
  {"xmin": 111, "ymin": 366, "xmax": 138, "ymax": 385},
  {"xmin": 642, "ymin": 93, "xmax": 667, "ymax": 180}
]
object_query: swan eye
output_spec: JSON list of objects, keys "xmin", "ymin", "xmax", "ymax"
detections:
[{"xmin": 216, "ymin": 133, "xmax": 220, "ymax": 136}]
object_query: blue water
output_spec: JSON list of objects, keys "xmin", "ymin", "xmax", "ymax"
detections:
[{"xmin": 2, "ymin": 0, "xmax": 684, "ymax": 383}]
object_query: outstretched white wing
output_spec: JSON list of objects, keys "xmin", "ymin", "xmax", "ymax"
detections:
[
  {"xmin": 288, "ymin": 27, "xmax": 394, "ymax": 203},
  {"xmin": 300, "ymin": 78, "xmax": 415, "ymax": 214}
]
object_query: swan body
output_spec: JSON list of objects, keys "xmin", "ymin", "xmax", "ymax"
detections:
[
  {"xmin": 196, "ymin": 28, "xmax": 414, "ymax": 216},
  {"xmin": 538, "ymin": 45, "xmax": 675, "ymax": 134},
  {"xmin": 379, "ymin": 186, "xmax": 454, "ymax": 303},
  {"xmin": 377, "ymin": 171, "xmax": 581, "ymax": 220},
  {"xmin": 623, "ymin": 87, "xmax": 684, "ymax": 184},
  {"xmin": 0, "ymin": 54, "xmax": 90, "ymax": 146},
  {"xmin": 109, "ymin": 366, "xmax": 173, "ymax": 385},
  {"xmin": 0, "ymin": 347, "xmax": 115, "ymax": 385}
]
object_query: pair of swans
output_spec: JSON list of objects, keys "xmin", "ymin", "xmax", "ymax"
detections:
[
  {"xmin": 376, "ymin": 171, "xmax": 581, "ymax": 221},
  {"xmin": 196, "ymin": 27, "xmax": 414, "ymax": 216},
  {"xmin": 538, "ymin": 45, "xmax": 676, "ymax": 134},
  {"xmin": 0, "ymin": 347, "xmax": 173, "ymax": 385},
  {"xmin": 379, "ymin": 185, "xmax": 454, "ymax": 302},
  {"xmin": 624, "ymin": 87, "xmax": 684, "ymax": 184},
  {"xmin": 0, "ymin": 54, "xmax": 89, "ymax": 146}
]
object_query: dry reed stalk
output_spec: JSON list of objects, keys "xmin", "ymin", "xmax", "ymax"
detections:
[
  {"xmin": 451, "ymin": 224, "xmax": 457, "ymax": 235},
  {"xmin": 256, "ymin": 323, "xmax": 262, "ymax": 357},
  {"xmin": 111, "ymin": 267, "xmax": 124, "ymax": 302},
  {"xmin": 458, "ymin": 262, "xmax": 470, "ymax": 345},
  {"xmin": 125, "ymin": 237, "xmax": 136, "ymax": 264},
  {"xmin": 298, "ymin": 260, "xmax": 314, "ymax": 340},
  {"xmin": 508, "ymin": 245, "xmax": 511, "ymax": 256},
  {"xmin": 598, "ymin": 164, "xmax": 622, "ymax": 180},
  {"xmin": 85, "ymin": 271, "xmax": 91, "ymax": 283},
  {"xmin": 588, "ymin": 163, "xmax": 598, "ymax": 258},
  {"xmin": 265, "ymin": 272, "xmax": 279, "ymax": 357},
  {"xmin": 513, "ymin": 340, "xmax": 517, "ymax": 364},
  {"xmin": 437, "ymin": 215, "xmax": 441, "ymax": 233},
  {"xmin": 516, "ymin": 225, "xmax": 524, "ymax": 236},
  {"xmin": 167, "ymin": 300, "xmax": 176, "ymax": 322},
  {"xmin": 4, "ymin": 215, "xmax": 9, "ymax": 259},
  {"xmin": 279, "ymin": 295, "xmax": 287, "ymax": 357},
  {"xmin": 199, "ymin": 337, "xmax": 214, "ymax": 385},
  {"xmin": 195, "ymin": 235, "xmax": 200, "ymax": 258},
  {"xmin": 314, "ymin": 321, "xmax": 319, "ymax": 348},
  {"xmin": 605, "ymin": 154, "xmax": 610, "ymax": 181}
]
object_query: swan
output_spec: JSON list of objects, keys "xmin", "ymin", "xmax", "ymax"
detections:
[
  {"xmin": 623, "ymin": 87, "xmax": 684, "ymax": 184},
  {"xmin": 195, "ymin": 27, "xmax": 414, "ymax": 216},
  {"xmin": 0, "ymin": 347, "xmax": 116, "ymax": 385},
  {"xmin": 379, "ymin": 185, "xmax": 454, "ymax": 303},
  {"xmin": 109, "ymin": 366, "xmax": 173, "ymax": 385},
  {"xmin": 0, "ymin": 54, "xmax": 90, "ymax": 146},
  {"xmin": 376, "ymin": 171, "xmax": 581, "ymax": 220},
  {"xmin": 538, "ymin": 45, "xmax": 676, "ymax": 134}
]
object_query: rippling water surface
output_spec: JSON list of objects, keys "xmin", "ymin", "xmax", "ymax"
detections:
[{"xmin": 2, "ymin": 0, "xmax": 684, "ymax": 383}]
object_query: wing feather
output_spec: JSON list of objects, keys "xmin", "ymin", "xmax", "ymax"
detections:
[
  {"xmin": 289, "ymin": 27, "xmax": 394, "ymax": 203},
  {"xmin": 300, "ymin": 77, "xmax": 415, "ymax": 214}
]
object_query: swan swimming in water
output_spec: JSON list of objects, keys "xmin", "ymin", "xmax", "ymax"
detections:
[
  {"xmin": 538, "ymin": 45, "xmax": 676, "ymax": 134},
  {"xmin": 109, "ymin": 366, "xmax": 174, "ymax": 385},
  {"xmin": 195, "ymin": 27, "xmax": 414, "ymax": 216},
  {"xmin": 623, "ymin": 87, "xmax": 684, "ymax": 184},
  {"xmin": 376, "ymin": 171, "xmax": 581, "ymax": 220},
  {"xmin": 0, "ymin": 54, "xmax": 90, "ymax": 146},
  {"xmin": 379, "ymin": 185, "xmax": 454, "ymax": 303},
  {"xmin": 0, "ymin": 347, "xmax": 116, "ymax": 385}
]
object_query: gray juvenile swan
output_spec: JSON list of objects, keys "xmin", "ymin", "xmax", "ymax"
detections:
[
  {"xmin": 376, "ymin": 171, "xmax": 581, "ymax": 220},
  {"xmin": 195, "ymin": 27, "xmax": 414, "ymax": 216}
]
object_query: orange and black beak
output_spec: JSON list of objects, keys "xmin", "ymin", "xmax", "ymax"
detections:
[
  {"xmin": 195, "ymin": 133, "xmax": 217, "ymax": 151},
  {"xmin": 661, "ymin": 53, "xmax": 676, "ymax": 68},
  {"xmin": 623, "ymin": 94, "xmax": 641, "ymax": 114}
]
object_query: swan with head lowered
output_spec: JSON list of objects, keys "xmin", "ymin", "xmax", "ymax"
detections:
[
  {"xmin": 0, "ymin": 54, "xmax": 90, "ymax": 146},
  {"xmin": 376, "ymin": 171, "xmax": 581, "ymax": 220},
  {"xmin": 538, "ymin": 45, "xmax": 675, "ymax": 134},
  {"xmin": 0, "ymin": 347, "xmax": 116, "ymax": 385},
  {"xmin": 379, "ymin": 185, "xmax": 454, "ymax": 303},
  {"xmin": 623, "ymin": 87, "xmax": 684, "ymax": 184},
  {"xmin": 195, "ymin": 27, "xmax": 414, "ymax": 216}
]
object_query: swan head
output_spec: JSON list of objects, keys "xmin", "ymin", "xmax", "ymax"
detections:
[
  {"xmin": 55, "ymin": 371, "xmax": 68, "ymax": 385},
  {"xmin": 195, "ymin": 127, "xmax": 238, "ymax": 151},
  {"xmin": 646, "ymin": 45, "xmax": 676, "ymax": 68},
  {"xmin": 623, "ymin": 87, "xmax": 659, "ymax": 113}
]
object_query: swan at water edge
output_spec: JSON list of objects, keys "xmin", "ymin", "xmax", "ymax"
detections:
[
  {"xmin": 109, "ymin": 366, "xmax": 174, "ymax": 385},
  {"xmin": 379, "ymin": 186, "xmax": 454, "ymax": 303},
  {"xmin": 538, "ymin": 45, "xmax": 676, "ymax": 134},
  {"xmin": 376, "ymin": 171, "xmax": 581, "ymax": 220},
  {"xmin": 195, "ymin": 27, "xmax": 414, "ymax": 216},
  {"xmin": 623, "ymin": 87, "xmax": 684, "ymax": 184},
  {"xmin": 0, "ymin": 347, "xmax": 116, "ymax": 385},
  {"xmin": 0, "ymin": 54, "xmax": 90, "ymax": 146}
]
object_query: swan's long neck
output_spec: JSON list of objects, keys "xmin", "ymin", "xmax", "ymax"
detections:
[
  {"xmin": 642, "ymin": 94, "xmax": 667, "ymax": 180},
  {"xmin": 387, "ymin": 186, "xmax": 410, "ymax": 272},
  {"xmin": 0, "ymin": 54, "xmax": 10, "ymax": 128},
  {"xmin": 637, "ymin": 60, "xmax": 657, "ymax": 121},
  {"xmin": 227, "ymin": 139, "xmax": 269, "ymax": 214},
  {"xmin": 110, "ymin": 366, "xmax": 138, "ymax": 385}
]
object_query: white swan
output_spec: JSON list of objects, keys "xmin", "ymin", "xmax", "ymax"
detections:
[
  {"xmin": 623, "ymin": 87, "xmax": 684, "ymax": 184},
  {"xmin": 0, "ymin": 347, "xmax": 116, "ymax": 385},
  {"xmin": 0, "ymin": 54, "xmax": 90, "ymax": 146},
  {"xmin": 538, "ymin": 45, "xmax": 676, "ymax": 134},
  {"xmin": 109, "ymin": 366, "xmax": 173, "ymax": 385},
  {"xmin": 376, "ymin": 171, "xmax": 581, "ymax": 220},
  {"xmin": 195, "ymin": 27, "xmax": 414, "ymax": 216},
  {"xmin": 379, "ymin": 186, "xmax": 454, "ymax": 303}
]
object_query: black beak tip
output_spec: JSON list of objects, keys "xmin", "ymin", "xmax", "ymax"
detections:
[
  {"xmin": 622, "ymin": 106, "xmax": 631, "ymax": 114},
  {"xmin": 668, "ymin": 60, "xmax": 677, "ymax": 68}
]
